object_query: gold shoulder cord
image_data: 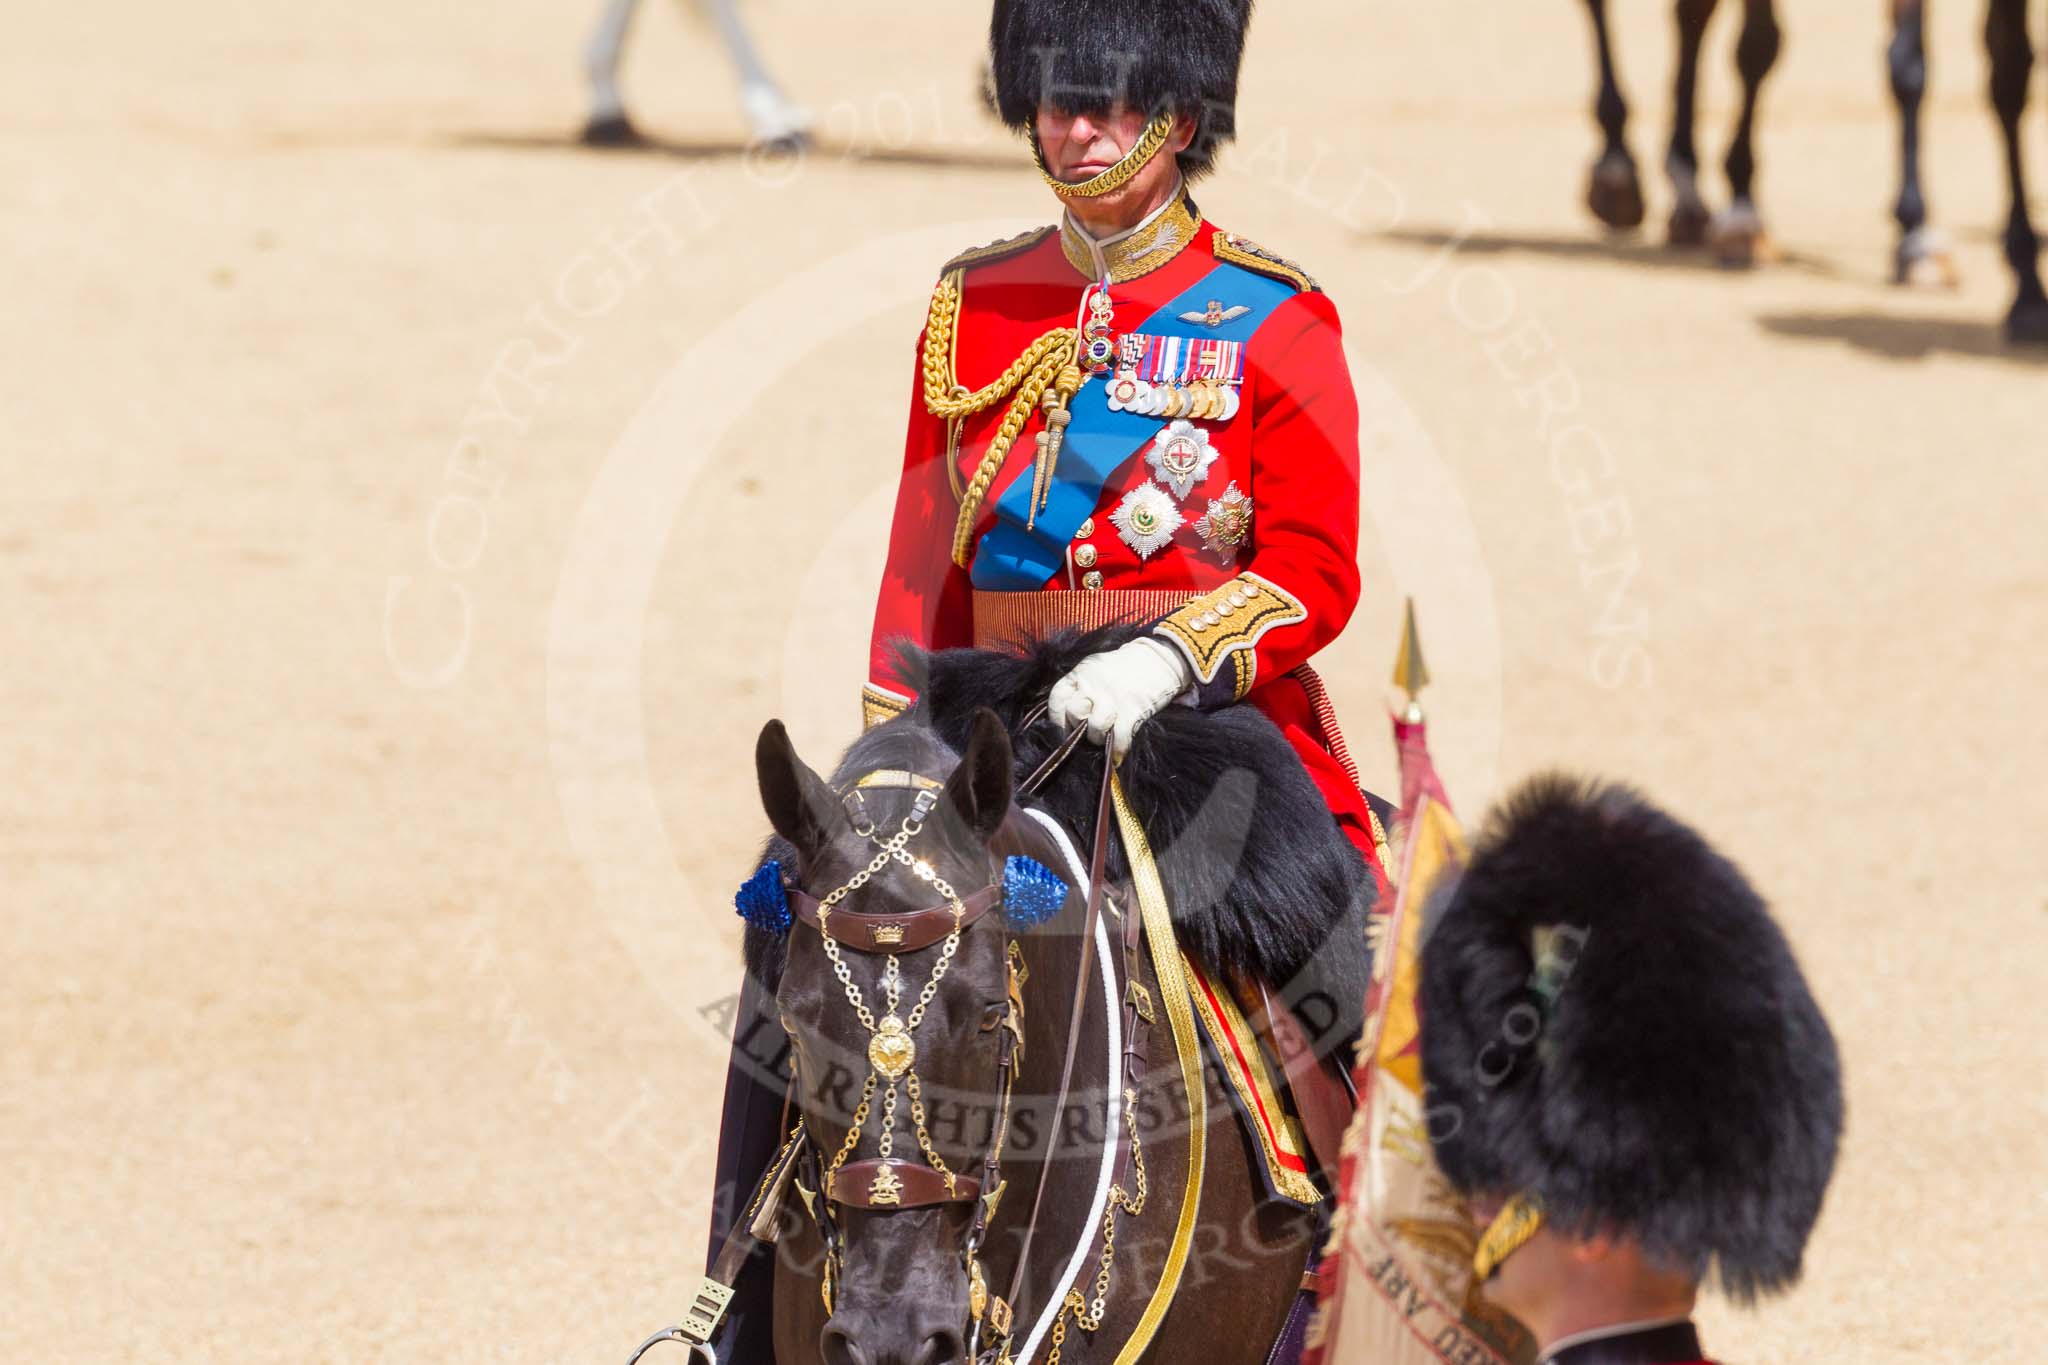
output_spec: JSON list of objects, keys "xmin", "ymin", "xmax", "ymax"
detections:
[{"xmin": 921, "ymin": 275, "xmax": 1079, "ymax": 568}]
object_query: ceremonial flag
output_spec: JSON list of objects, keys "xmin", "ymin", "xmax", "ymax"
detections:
[{"xmin": 1304, "ymin": 604, "xmax": 1534, "ymax": 1365}]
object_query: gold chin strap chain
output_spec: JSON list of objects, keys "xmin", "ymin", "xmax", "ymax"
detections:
[
  {"xmin": 922, "ymin": 280, "xmax": 1080, "ymax": 567},
  {"xmin": 1473, "ymin": 1192, "xmax": 1546, "ymax": 1282},
  {"xmin": 1043, "ymin": 1086, "xmax": 1149, "ymax": 1365},
  {"xmin": 1032, "ymin": 113, "xmax": 1177, "ymax": 199}
]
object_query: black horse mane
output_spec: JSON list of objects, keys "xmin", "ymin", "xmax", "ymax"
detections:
[
  {"xmin": 743, "ymin": 628, "xmax": 1373, "ymax": 1038},
  {"xmin": 899, "ymin": 627, "xmax": 1372, "ymax": 1020}
]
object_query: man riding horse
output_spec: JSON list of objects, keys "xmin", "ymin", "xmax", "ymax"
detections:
[
  {"xmin": 690, "ymin": 1, "xmax": 1391, "ymax": 1358},
  {"xmin": 864, "ymin": 0, "xmax": 1390, "ymax": 894}
]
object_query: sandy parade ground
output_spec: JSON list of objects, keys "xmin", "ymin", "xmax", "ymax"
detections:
[{"xmin": 5, "ymin": 0, "xmax": 2045, "ymax": 1360}]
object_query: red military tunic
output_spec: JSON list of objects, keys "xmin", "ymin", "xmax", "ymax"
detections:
[{"xmin": 865, "ymin": 186, "xmax": 1387, "ymax": 885}]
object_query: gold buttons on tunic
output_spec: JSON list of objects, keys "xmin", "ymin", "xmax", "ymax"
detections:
[
  {"xmin": 1074, "ymin": 519, "xmax": 1095, "ymax": 541},
  {"xmin": 1082, "ymin": 571, "xmax": 1104, "ymax": 592},
  {"xmin": 1074, "ymin": 544, "xmax": 1098, "ymax": 570}
]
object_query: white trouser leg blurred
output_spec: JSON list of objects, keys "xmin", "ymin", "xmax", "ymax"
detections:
[
  {"xmin": 691, "ymin": 0, "xmax": 811, "ymax": 145},
  {"xmin": 582, "ymin": 0, "xmax": 643, "ymax": 142}
]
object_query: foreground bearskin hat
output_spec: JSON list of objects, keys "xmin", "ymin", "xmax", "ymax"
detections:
[
  {"xmin": 1419, "ymin": 775, "xmax": 1843, "ymax": 1302},
  {"xmin": 989, "ymin": 0, "xmax": 1254, "ymax": 180}
]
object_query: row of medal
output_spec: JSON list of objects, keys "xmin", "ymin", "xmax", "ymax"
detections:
[{"xmin": 1104, "ymin": 332, "xmax": 1246, "ymax": 422}]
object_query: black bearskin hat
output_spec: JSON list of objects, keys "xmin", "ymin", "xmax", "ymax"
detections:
[
  {"xmin": 989, "ymin": 0, "xmax": 1254, "ymax": 180},
  {"xmin": 1419, "ymin": 776, "xmax": 1843, "ymax": 1303}
]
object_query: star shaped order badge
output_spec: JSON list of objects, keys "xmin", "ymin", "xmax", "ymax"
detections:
[
  {"xmin": 1146, "ymin": 419, "xmax": 1219, "ymax": 501},
  {"xmin": 1195, "ymin": 481, "xmax": 1254, "ymax": 564},
  {"xmin": 1111, "ymin": 482, "xmax": 1183, "ymax": 560}
]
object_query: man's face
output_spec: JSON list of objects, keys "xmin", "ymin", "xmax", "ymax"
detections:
[{"xmin": 1033, "ymin": 104, "xmax": 1192, "ymax": 216}]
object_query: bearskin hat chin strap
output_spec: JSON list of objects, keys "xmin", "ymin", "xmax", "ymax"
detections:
[
  {"xmin": 1473, "ymin": 1193, "xmax": 1546, "ymax": 1281},
  {"xmin": 1031, "ymin": 113, "xmax": 1176, "ymax": 199}
]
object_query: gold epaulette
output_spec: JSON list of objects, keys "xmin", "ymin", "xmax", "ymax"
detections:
[
  {"xmin": 942, "ymin": 225, "xmax": 1058, "ymax": 277},
  {"xmin": 1212, "ymin": 231, "xmax": 1321, "ymax": 294},
  {"xmin": 1154, "ymin": 572, "xmax": 1309, "ymax": 700}
]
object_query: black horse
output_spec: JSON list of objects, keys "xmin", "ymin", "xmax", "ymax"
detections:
[
  {"xmin": 1983, "ymin": 0, "xmax": 2048, "ymax": 340},
  {"xmin": 1581, "ymin": 0, "xmax": 1784, "ymax": 266},
  {"xmin": 1890, "ymin": 0, "xmax": 2048, "ymax": 340},
  {"xmin": 729, "ymin": 629, "xmax": 1375, "ymax": 1364},
  {"xmin": 1887, "ymin": 0, "xmax": 1963, "ymax": 288}
]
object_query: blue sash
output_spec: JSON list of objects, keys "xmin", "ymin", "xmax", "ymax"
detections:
[{"xmin": 970, "ymin": 261, "xmax": 1298, "ymax": 590}]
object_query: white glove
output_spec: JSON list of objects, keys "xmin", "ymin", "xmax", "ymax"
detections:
[{"xmin": 1047, "ymin": 637, "xmax": 1194, "ymax": 756}]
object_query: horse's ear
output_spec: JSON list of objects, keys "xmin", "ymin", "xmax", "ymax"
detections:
[
  {"xmin": 941, "ymin": 707, "xmax": 1014, "ymax": 844},
  {"xmin": 756, "ymin": 720, "xmax": 845, "ymax": 853}
]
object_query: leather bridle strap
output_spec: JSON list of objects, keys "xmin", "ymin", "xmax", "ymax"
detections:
[
  {"xmin": 1001, "ymin": 744, "xmax": 1116, "ymax": 1323},
  {"xmin": 830, "ymin": 1159, "xmax": 983, "ymax": 1208},
  {"xmin": 787, "ymin": 882, "xmax": 1003, "ymax": 954}
]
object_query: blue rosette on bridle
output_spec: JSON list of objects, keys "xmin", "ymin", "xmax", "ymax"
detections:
[
  {"xmin": 734, "ymin": 860, "xmax": 792, "ymax": 936},
  {"xmin": 1001, "ymin": 856, "xmax": 1067, "ymax": 930}
]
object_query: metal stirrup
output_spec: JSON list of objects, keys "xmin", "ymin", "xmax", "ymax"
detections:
[{"xmin": 626, "ymin": 1327, "xmax": 715, "ymax": 1364}]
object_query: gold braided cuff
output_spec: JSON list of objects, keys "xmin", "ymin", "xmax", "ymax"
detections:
[
  {"xmin": 861, "ymin": 684, "xmax": 911, "ymax": 730},
  {"xmin": 1152, "ymin": 572, "xmax": 1307, "ymax": 699}
]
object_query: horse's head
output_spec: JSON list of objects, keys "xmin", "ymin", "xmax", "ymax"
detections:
[{"xmin": 756, "ymin": 709, "xmax": 1037, "ymax": 1365}]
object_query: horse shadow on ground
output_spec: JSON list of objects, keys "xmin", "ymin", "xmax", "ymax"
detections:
[
  {"xmin": 1755, "ymin": 311, "xmax": 2048, "ymax": 365},
  {"xmin": 450, "ymin": 128, "xmax": 1020, "ymax": 175},
  {"xmin": 1377, "ymin": 226, "xmax": 1847, "ymax": 281},
  {"xmin": 1380, "ymin": 224, "xmax": 2048, "ymax": 364}
]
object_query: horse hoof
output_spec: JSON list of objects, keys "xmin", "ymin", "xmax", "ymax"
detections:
[
  {"xmin": 1707, "ymin": 205, "xmax": 1775, "ymax": 268},
  {"xmin": 1667, "ymin": 199, "xmax": 1712, "ymax": 248},
  {"xmin": 1894, "ymin": 227, "xmax": 1960, "ymax": 288},
  {"xmin": 581, "ymin": 113, "xmax": 644, "ymax": 148},
  {"xmin": 1585, "ymin": 152, "xmax": 1645, "ymax": 231},
  {"xmin": 2007, "ymin": 294, "xmax": 2048, "ymax": 346}
]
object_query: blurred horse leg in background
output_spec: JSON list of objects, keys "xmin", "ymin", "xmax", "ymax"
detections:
[
  {"xmin": 1709, "ymin": 0, "xmax": 1783, "ymax": 265},
  {"xmin": 1889, "ymin": 0, "xmax": 1961, "ymax": 284},
  {"xmin": 1667, "ymin": 0, "xmax": 1720, "ymax": 246},
  {"xmin": 1584, "ymin": 0, "xmax": 1649, "ymax": 229},
  {"xmin": 1987, "ymin": 0, "xmax": 2048, "ymax": 341},
  {"xmin": 581, "ymin": 0, "xmax": 812, "ymax": 148}
]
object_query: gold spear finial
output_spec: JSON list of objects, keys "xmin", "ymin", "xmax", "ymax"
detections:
[{"xmin": 1392, "ymin": 597, "xmax": 1429, "ymax": 724}]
